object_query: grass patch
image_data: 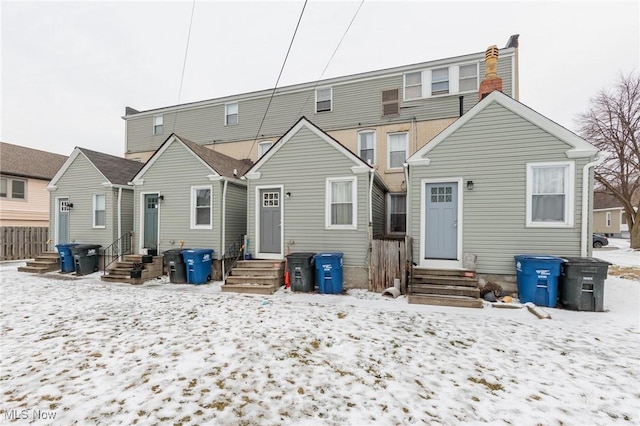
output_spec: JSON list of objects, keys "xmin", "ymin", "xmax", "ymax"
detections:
[{"xmin": 468, "ymin": 377, "xmax": 504, "ymax": 391}]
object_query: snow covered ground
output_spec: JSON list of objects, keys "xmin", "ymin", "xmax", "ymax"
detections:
[{"xmin": 1, "ymin": 243, "xmax": 638, "ymax": 425}]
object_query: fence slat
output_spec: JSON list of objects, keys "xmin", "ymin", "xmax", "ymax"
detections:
[
  {"xmin": 0, "ymin": 226, "xmax": 49, "ymax": 261},
  {"xmin": 369, "ymin": 238, "xmax": 409, "ymax": 293}
]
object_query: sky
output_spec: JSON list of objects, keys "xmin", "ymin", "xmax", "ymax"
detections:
[
  {"xmin": 1, "ymin": 239, "xmax": 638, "ymax": 424},
  {"xmin": 1, "ymin": 0, "xmax": 638, "ymax": 157}
]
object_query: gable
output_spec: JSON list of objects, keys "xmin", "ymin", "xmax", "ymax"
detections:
[
  {"xmin": 48, "ymin": 148, "xmax": 108, "ymax": 189},
  {"xmin": 53, "ymin": 151, "xmax": 109, "ymax": 190}
]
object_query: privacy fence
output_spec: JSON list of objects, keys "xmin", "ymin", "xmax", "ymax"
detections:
[
  {"xmin": 369, "ymin": 236, "xmax": 412, "ymax": 293},
  {"xmin": 0, "ymin": 226, "xmax": 49, "ymax": 261}
]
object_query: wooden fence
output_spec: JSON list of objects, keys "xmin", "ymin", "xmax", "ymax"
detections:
[
  {"xmin": 0, "ymin": 226, "xmax": 49, "ymax": 261},
  {"xmin": 369, "ymin": 236, "xmax": 412, "ymax": 293}
]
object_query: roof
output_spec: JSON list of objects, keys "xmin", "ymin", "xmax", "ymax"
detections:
[
  {"xmin": 0, "ymin": 142, "xmax": 68, "ymax": 180},
  {"xmin": 593, "ymin": 192, "xmax": 624, "ymax": 210}
]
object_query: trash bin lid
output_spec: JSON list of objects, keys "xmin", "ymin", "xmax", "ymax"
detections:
[
  {"xmin": 182, "ymin": 248, "xmax": 214, "ymax": 255},
  {"xmin": 514, "ymin": 254, "xmax": 564, "ymax": 262},
  {"xmin": 561, "ymin": 257, "xmax": 611, "ymax": 265},
  {"xmin": 286, "ymin": 252, "xmax": 316, "ymax": 259},
  {"xmin": 314, "ymin": 252, "xmax": 344, "ymax": 258}
]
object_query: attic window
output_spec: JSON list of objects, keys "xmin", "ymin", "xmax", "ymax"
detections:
[
  {"xmin": 316, "ymin": 87, "xmax": 332, "ymax": 113},
  {"xmin": 431, "ymin": 68, "xmax": 449, "ymax": 95},
  {"xmin": 153, "ymin": 115, "xmax": 163, "ymax": 135},
  {"xmin": 225, "ymin": 102, "xmax": 238, "ymax": 126},
  {"xmin": 459, "ymin": 64, "xmax": 478, "ymax": 92},
  {"xmin": 404, "ymin": 72, "xmax": 422, "ymax": 99},
  {"xmin": 382, "ymin": 89, "xmax": 399, "ymax": 117}
]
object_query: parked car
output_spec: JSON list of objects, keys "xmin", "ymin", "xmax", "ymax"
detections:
[{"xmin": 593, "ymin": 234, "xmax": 609, "ymax": 248}]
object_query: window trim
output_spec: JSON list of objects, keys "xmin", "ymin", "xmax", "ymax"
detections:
[
  {"xmin": 257, "ymin": 141, "xmax": 273, "ymax": 158},
  {"xmin": 525, "ymin": 161, "xmax": 575, "ymax": 228},
  {"xmin": 153, "ymin": 115, "xmax": 163, "ymax": 135},
  {"xmin": 225, "ymin": 102, "xmax": 238, "ymax": 126},
  {"xmin": 404, "ymin": 71, "xmax": 423, "ymax": 100},
  {"xmin": 457, "ymin": 62, "xmax": 479, "ymax": 93},
  {"xmin": 387, "ymin": 132, "xmax": 408, "ymax": 169},
  {"xmin": 191, "ymin": 185, "xmax": 213, "ymax": 230},
  {"xmin": 325, "ymin": 176, "xmax": 357, "ymax": 230},
  {"xmin": 0, "ymin": 176, "xmax": 27, "ymax": 201},
  {"xmin": 357, "ymin": 130, "xmax": 376, "ymax": 166},
  {"xmin": 315, "ymin": 87, "xmax": 333, "ymax": 113},
  {"xmin": 93, "ymin": 193, "xmax": 106, "ymax": 229},
  {"xmin": 386, "ymin": 193, "xmax": 407, "ymax": 235},
  {"xmin": 430, "ymin": 67, "xmax": 450, "ymax": 96},
  {"xmin": 606, "ymin": 211, "xmax": 612, "ymax": 227}
]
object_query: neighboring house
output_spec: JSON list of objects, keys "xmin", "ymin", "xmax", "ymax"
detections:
[
  {"xmin": 0, "ymin": 142, "xmax": 67, "ymax": 227},
  {"xmin": 593, "ymin": 192, "xmax": 627, "ymax": 238},
  {"xmin": 243, "ymin": 117, "xmax": 388, "ymax": 288},
  {"xmin": 129, "ymin": 134, "xmax": 253, "ymax": 279},
  {"xmin": 46, "ymin": 147, "xmax": 144, "ymax": 252},
  {"xmin": 406, "ymin": 87, "xmax": 598, "ymax": 291}
]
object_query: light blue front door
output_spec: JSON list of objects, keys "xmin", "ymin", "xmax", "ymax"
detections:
[
  {"xmin": 57, "ymin": 198, "xmax": 70, "ymax": 243},
  {"xmin": 143, "ymin": 194, "xmax": 159, "ymax": 249},
  {"xmin": 424, "ymin": 182, "xmax": 458, "ymax": 260},
  {"xmin": 260, "ymin": 189, "xmax": 281, "ymax": 254}
]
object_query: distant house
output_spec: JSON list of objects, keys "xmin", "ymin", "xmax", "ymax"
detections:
[
  {"xmin": 0, "ymin": 142, "xmax": 67, "ymax": 227},
  {"xmin": 593, "ymin": 192, "xmax": 627, "ymax": 238}
]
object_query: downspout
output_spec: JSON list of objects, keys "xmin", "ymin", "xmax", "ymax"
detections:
[
  {"xmin": 368, "ymin": 169, "xmax": 375, "ymax": 224},
  {"xmin": 117, "ymin": 186, "xmax": 123, "ymax": 258},
  {"xmin": 403, "ymin": 162, "xmax": 410, "ymax": 235},
  {"xmin": 368, "ymin": 168, "xmax": 375, "ymax": 291},
  {"xmin": 581, "ymin": 157, "xmax": 602, "ymax": 257},
  {"xmin": 221, "ymin": 179, "xmax": 228, "ymax": 279}
]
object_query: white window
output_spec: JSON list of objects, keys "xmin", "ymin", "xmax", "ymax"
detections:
[
  {"xmin": 326, "ymin": 177, "xmax": 357, "ymax": 229},
  {"xmin": 258, "ymin": 141, "xmax": 273, "ymax": 158},
  {"xmin": 388, "ymin": 133, "xmax": 408, "ymax": 169},
  {"xmin": 153, "ymin": 115, "xmax": 163, "ymax": 135},
  {"xmin": 404, "ymin": 72, "xmax": 422, "ymax": 99},
  {"xmin": 191, "ymin": 186, "xmax": 212, "ymax": 229},
  {"xmin": 93, "ymin": 194, "xmax": 106, "ymax": 228},
  {"xmin": 459, "ymin": 63, "xmax": 478, "ymax": 92},
  {"xmin": 526, "ymin": 162, "xmax": 575, "ymax": 227},
  {"xmin": 387, "ymin": 193, "xmax": 407, "ymax": 234},
  {"xmin": 431, "ymin": 68, "xmax": 449, "ymax": 95},
  {"xmin": 606, "ymin": 211, "xmax": 612, "ymax": 227},
  {"xmin": 225, "ymin": 102, "xmax": 238, "ymax": 125},
  {"xmin": 316, "ymin": 87, "xmax": 332, "ymax": 112},
  {"xmin": 358, "ymin": 131, "xmax": 375, "ymax": 165},
  {"xmin": 0, "ymin": 177, "xmax": 26, "ymax": 200}
]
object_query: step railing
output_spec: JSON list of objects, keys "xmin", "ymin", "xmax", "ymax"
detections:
[
  {"xmin": 222, "ymin": 234, "xmax": 245, "ymax": 279},
  {"xmin": 101, "ymin": 232, "xmax": 133, "ymax": 274}
]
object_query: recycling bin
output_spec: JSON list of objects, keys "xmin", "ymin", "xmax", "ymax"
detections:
[
  {"xmin": 314, "ymin": 252, "xmax": 344, "ymax": 294},
  {"xmin": 286, "ymin": 252, "xmax": 316, "ymax": 292},
  {"xmin": 70, "ymin": 244, "xmax": 102, "ymax": 275},
  {"xmin": 514, "ymin": 255, "xmax": 564, "ymax": 307},
  {"xmin": 55, "ymin": 243, "xmax": 80, "ymax": 273},
  {"xmin": 560, "ymin": 257, "xmax": 610, "ymax": 311},
  {"xmin": 163, "ymin": 249, "xmax": 188, "ymax": 284},
  {"xmin": 181, "ymin": 249, "xmax": 214, "ymax": 285}
]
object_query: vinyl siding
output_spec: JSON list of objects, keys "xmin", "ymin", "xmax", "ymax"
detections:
[
  {"xmin": 410, "ymin": 102, "xmax": 590, "ymax": 275},
  {"xmin": 247, "ymin": 126, "xmax": 371, "ymax": 266},
  {"xmin": 371, "ymin": 180, "xmax": 386, "ymax": 238},
  {"xmin": 120, "ymin": 189, "xmax": 135, "ymax": 234},
  {"xmin": 223, "ymin": 181, "xmax": 248, "ymax": 253}
]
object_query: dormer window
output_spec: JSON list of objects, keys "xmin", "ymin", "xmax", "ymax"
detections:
[
  {"xmin": 431, "ymin": 68, "xmax": 449, "ymax": 95},
  {"xmin": 404, "ymin": 72, "xmax": 422, "ymax": 99},
  {"xmin": 316, "ymin": 87, "xmax": 332, "ymax": 112},
  {"xmin": 153, "ymin": 115, "xmax": 163, "ymax": 135},
  {"xmin": 225, "ymin": 102, "xmax": 238, "ymax": 126}
]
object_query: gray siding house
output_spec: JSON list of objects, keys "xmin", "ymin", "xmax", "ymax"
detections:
[
  {"xmin": 129, "ymin": 134, "xmax": 252, "ymax": 279},
  {"xmin": 244, "ymin": 117, "xmax": 388, "ymax": 288},
  {"xmin": 406, "ymin": 90, "xmax": 598, "ymax": 288},
  {"xmin": 46, "ymin": 147, "xmax": 143, "ymax": 251}
]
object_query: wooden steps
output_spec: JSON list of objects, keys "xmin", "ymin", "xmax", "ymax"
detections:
[
  {"xmin": 18, "ymin": 252, "xmax": 60, "ymax": 273},
  {"xmin": 223, "ymin": 260, "xmax": 284, "ymax": 295},
  {"xmin": 101, "ymin": 254, "xmax": 163, "ymax": 285},
  {"xmin": 409, "ymin": 268, "xmax": 483, "ymax": 309}
]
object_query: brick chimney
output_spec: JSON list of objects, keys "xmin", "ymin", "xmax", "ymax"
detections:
[{"xmin": 478, "ymin": 45, "xmax": 502, "ymax": 100}]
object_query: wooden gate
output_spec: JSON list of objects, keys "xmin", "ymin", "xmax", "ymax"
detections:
[{"xmin": 369, "ymin": 236, "xmax": 412, "ymax": 293}]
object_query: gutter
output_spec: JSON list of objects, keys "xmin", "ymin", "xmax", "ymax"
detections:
[{"xmin": 581, "ymin": 156, "xmax": 603, "ymax": 257}]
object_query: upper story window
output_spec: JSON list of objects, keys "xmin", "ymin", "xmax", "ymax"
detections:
[
  {"xmin": 404, "ymin": 72, "xmax": 422, "ymax": 99},
  {"xmin": 225, "ymin": 102, "xmax": 238, "ymax": 126},
  {"xmin": 358, "ymin": 130, "xmax": 375, "ymax": 165},
  {"xmin": 388, "ymin": 132, "xmax": 408, "ymax": 169},
  {"xmin": 153, "ymin": 115, "xmax": 163, "ymax": 135},
  {"xmin": 0, "ymin": 177, "xmax": 26, "ymax": 200},
  {"xmin": 459, "ymin": 63, "xmax": 478, "ymax": 92},
  {"xmin": 387, "ymin": 193, "xmax": 407, "ymax": 234},
  {"xmin": 431, "ymin": 68, "xmax": 449, "ymax": 95},
  {"xmin": 526, "ymin": 161, "xmax": 575, "ymax": 228},
  {"xmin": 191, "ymin": 185, "xmax": 212, "ymax": 229},
  {"xmin": 93, "ymin": 194, "xmax": 106, "ymax": 228},
  {"xmin": 316, "ymin": 87, "xmax": 332, "ymax": 112},
  {"xmin": 326, "ymin": 177, "xmax": 357, "ymax": 229},
  {"xmin": 258, "ymin": 141, "xmax": 273, "ymax": 158}
]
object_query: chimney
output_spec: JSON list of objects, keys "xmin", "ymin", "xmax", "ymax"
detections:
[{"xmin": 478, "ymin": 45, "xmax": 502, "ymax": 100}]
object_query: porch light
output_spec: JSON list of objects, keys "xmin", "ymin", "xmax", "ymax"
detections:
[{"xmin": 466, "ymin": 180, "xmax": 474, "ymax": 190}]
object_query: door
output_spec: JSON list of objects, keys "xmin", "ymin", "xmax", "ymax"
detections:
[
  {"xmin": 424, "ymin": 182, "xmax": 458, "ymax": 259},
  {"xmin": 259, "ymin": 189, "xmax": 281, "ymax": 254},
  {"xmin": 143, "ymin": 194, "xmax": 159, "ymax": 249},
  {"xmin": 57, "ymin": 198, "xmax": 71, "ymax": 244}
]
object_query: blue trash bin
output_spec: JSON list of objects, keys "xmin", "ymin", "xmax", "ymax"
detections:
[
  {"xmin": 314, "ymin": 252, "xmax": 344, "ymax": 294},
  {"xmin": 55, "ymin": 243, "xmax": 80, "ymax": 273},
  {"xmin": 181, "ymin": 249, "xmax": 214, "ymax": 284},
  {"xmin": 514, "ymin": 255, "xmax": 564, "ymax": 307}
]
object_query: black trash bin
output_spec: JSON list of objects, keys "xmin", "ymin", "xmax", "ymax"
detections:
[
  {"xmin": 70, "ymin": 244, "xmax": 102, "ymax": 275},
  {"xmin": 560, "ymin": 257, "xmax": 611, "ymax": 311},
  {"xmin": 163, "ymin": 249, "xmax": 188, "ymax": 284},
  {"xmin": 286, "ymin": 252, "xmax": 316, "ymax": 292}
]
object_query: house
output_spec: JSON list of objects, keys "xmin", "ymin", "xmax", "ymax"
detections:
[
  {"xmin": 242, "ymin": 117, "xmax": 388, "ymax": 288},
  {"xmin": 593, "ymin": 192, "xmax": 627, "ymax": 238},
  {"xmin": 128, "ymin": 134, "xmax": 253, "ymax": 280},
  {"xmin": 46, "ymin": 147, "xmax": 144, "ymax": 258},
  {"xmin": 405, "ymin": 49, "xmax": 598, "ymax": 297}
]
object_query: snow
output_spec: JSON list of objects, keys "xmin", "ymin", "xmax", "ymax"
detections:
[{"xmin": 1, "ymin": 244, "xmax": 638, "ymax": 425}]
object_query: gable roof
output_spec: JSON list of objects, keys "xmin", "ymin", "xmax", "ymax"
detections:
[
  {"xmin": 593, "ymin": 191, "xmax": 624, "ymax": 210},
  {"xmin": 407, "ymin": 90, "xmax": 598, "ymax": 164},
  {"xmin": 132, "ymin": 133, "xmax": 253, "ymax": 181},
  {"xmin": 48, "ymin": 147, "xmax": 144, "ymax": 188},
  {"xmin": 0, "ymin": 142, "xmax": 67, "ymax": 180}
]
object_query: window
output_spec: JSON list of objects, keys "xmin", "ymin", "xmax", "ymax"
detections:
[
  {"xmin": 459, "ymin": 64, "xmax": 478, "ymax": 92},
  {"xmin": 382, "ymin": 89, "xmax": 399, "ymax": 116},
  {"xmin": 388, "ymin": 133, "xmax": 408, "ymax": 169},
  {"xmin": 431, "ymin": 68, "xmax": 449, "ymax": 95},
  {"xmin": 153, "ymin": 115, "xmax": 163, "ymax": 135},
  {"xmin": 316, "ymin": 87, "xmax": 332, "ymax": 112},
  {"xmin": 326, "ymin": 177, "xmax": 357, "ymax": 229},
  {"xmin": 526, "ymin": 162, "xmax": 574, "ymax": 227},
  {"xmin": 358, "ymin": 131, "xmax": 375, "ymax": 165},
  {"xmin": 606, "ymin": 212, "xmax": 612, "ymax": 227},
  {"xmin": 93, "ymin": 194, "xmax": 106, "ymax": 228},
  {"xmin": 225, "ymin": 102, "xmax": 238, "ymax": 125},
  {"xmin": 388, "ymin": 194, "xmax": 406, "ymax": 234},
  {"xmin": 191, "ymin": 186, "xmax": 212, "ymax": 229},
  {"xmin": 258, "ymin": 141, "xmax": 273, "ymax": 158},
  {"xmin": 0, "ymin": 177, "xmax": 26, "ymax": 200},
  {"xmin": 404, "ymin": 72, "xmax": 422, "ymax": 99}
]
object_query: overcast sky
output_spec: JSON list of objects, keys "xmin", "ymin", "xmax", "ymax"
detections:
[{"xmin": 1, "ymin": 0, "xmax": 638, "ymax": 157}]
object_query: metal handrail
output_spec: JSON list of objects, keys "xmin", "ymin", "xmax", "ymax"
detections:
[
  {"xmin": 101, "ymin": 231, "xmax": 133, "ymax": 274},
  {"xmin": 223, "ymin": 234, "xmax": 245, "ymax": 279}
]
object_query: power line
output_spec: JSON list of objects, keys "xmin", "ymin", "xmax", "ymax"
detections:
[
  {"xmin": 173, "ymin": 0, "xmax": 197, "ymax": 133},
  {"xmin": 247, "ymin": 0, "xmax": 308, "ymax": 159}
]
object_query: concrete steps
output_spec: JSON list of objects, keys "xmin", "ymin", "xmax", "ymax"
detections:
[
  {"xmin": 223, "ymin": 260, "xmax": 284, "ymax": 295},
  {"xmin": 409, "ymin": 268, "xmax": 483, "ymax": 309},
  {"xmin": 18, "ymin": 252, "xmax": 60, "ymax": 273}
]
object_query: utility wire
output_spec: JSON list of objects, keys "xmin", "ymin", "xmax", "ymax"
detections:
[
  {"xmin": 172, "ymin": 0, "xmax": 197, "ymax": 134},
  {"xmin": 247, "ymin": 0, "xmax": 308, "ymax": 159}
]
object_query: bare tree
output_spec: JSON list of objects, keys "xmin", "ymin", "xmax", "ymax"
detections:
[{"xmin": 577, "ymin": 72, "xmax": 640, "ymax": 249}]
